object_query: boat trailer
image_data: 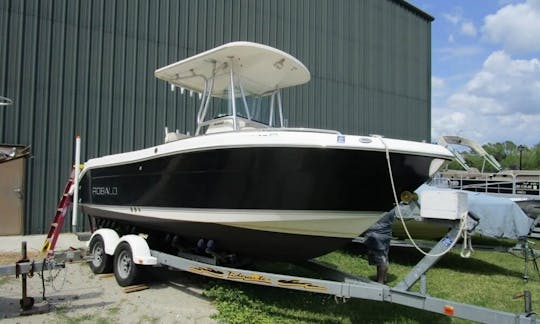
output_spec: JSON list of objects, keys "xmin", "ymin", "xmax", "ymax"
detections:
[
  {"xmin": 3, "ymin": 184, "xmax": 536, "ymax": 322},
  {"xmin": 0, "ymin": 242, "xmax": 87, "ymax": 315},
  {"xmin": 79, "ymin": 214, "xmax": 536, "ymax": 324},
  {"xmin": 153, "ymin": 234, "xmax": 535, "ymax": 323},
  {"xmin": 1, "ymin": 220, "xmax": 536, "ymax": 322}
]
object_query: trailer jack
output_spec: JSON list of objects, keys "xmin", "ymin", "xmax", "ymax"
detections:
[{"xmin": 0, "ymin": 242, "xmax": 88, "ymax": 315}]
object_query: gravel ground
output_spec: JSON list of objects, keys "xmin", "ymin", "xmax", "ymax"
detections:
[{"xmin": 0, "ymin": 235, "xmax": 217, "ymax": 323}]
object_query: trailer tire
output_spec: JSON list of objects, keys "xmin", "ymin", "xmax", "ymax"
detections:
[
  {"xmin": 89, "ymin": 235, "xmax": 113, "ymax": 274},
  {"xmin": 113, "ymin": 242, "xmax": 141, "ymax": 287}
]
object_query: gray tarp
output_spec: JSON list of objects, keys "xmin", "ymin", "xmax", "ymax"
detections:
[{"xmin": 416, "ymin": 184, "xmax": 533, "ymax": 239}]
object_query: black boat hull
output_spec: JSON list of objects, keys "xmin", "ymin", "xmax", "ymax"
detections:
[
  {"xmin": 80, "ymin": 147, "xmax": 433, "ymax": 210},
  {"xmin": 79, "ymin": 146, "xmax": 438, "ymax": 260}
]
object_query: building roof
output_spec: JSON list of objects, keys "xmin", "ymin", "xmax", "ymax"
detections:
[{"xmin": 392, "ymin": 0, "xmax": 434, "ymax": 22}]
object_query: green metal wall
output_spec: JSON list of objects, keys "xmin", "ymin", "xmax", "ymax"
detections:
[{"xmin": 0, "ymin": 0, "xmax": 433, "ymax": 234}]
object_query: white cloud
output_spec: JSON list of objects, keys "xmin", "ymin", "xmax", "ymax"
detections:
[
  {"xmin": 460, "ymin": 21, "xmax": 477, "ymax": 37},
  {"xmin": 497, "ymin": 0, "xmax": 522, "ymax": 5},
  {"xmin": 443, "ymin": 12, "xmax": 461, "ymax": 25},
  {"xmin": 448, "ymin": 34, "xmax": 455, "ymax": 43},
  {"xmin": 465, "ymin": 51, "xmax": 540, "ymax": 114},
  {"xmin": 446, "ymin": 92, "xmax": 505, "ymax": 115},
  {"xmin": 431, "ymin": 76, "xmax": 446, "ymax": 90},
  {"xmin": 437, "ymin": 45, "xmax": 483, "ymax": 60},
  {"xmin": 432, "ymin": 51, "xmax": 540, "ymax": 146},
  {"xmin": 431, "ymin": 76, "xmax": 448, "ymax": 100},
  {"xmin": 482, "ymin": 0, "xmax": 540, "ymax": 53}
]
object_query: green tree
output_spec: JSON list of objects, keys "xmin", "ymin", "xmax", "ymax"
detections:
[
  {"xmin": 526, "ymin": 144, "xmax": 540, "ymax": 170},
  {"xmin": 453, "ymin": 142, "xmax": 540, "ymax": 171}
]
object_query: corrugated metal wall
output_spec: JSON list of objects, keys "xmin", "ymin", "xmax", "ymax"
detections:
[{"xmin": 0, "ymin": 0, "xmax": 432, "ymax": 234}]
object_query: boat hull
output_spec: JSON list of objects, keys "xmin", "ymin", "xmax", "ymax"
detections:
[
  {"xmin": 79, "ymin": 138, "xmax": 448, "ymax": 260},
  {"xmin": 82, "ymin": 205, "xmax": 380, "ymax": 260},
  {"xmin": 80, "ymin": 147, "xmax": 434, "ymax": 211}
]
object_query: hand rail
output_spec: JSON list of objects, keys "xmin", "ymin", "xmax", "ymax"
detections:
[{"xmin": 440, "ymin": 173, "xmax": 540, "ymax": 197}]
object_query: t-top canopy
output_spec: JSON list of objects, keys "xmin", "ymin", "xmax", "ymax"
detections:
[{"xmin": 154, "ymin": 41, "xmax": 311, "ymax": 98}]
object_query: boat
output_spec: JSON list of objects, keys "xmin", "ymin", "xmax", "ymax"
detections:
[
  {"xmin": 77, "ymin": 42, "xmax": 453, "ymax": 261},
  {"xmin": 436, "ymin": 135, "xmax": 540, "ymax": 218}
]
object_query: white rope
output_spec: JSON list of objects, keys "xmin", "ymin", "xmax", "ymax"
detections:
[
  {"xmin": 376, "ymin": 136, "xmax": 468, "ymax": 257},
  {"xmin": 461, "ymin": 228, "xmax": 473, "ymax": 258}
]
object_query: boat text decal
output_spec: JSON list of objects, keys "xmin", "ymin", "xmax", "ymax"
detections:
[
  {"xmin": 227, "ymin": 272, "xmax": 271, "ymax": 284},
  {"xmin": 92, "ymin": 186, "xmax": 119, "ymax": 196},
  {"xmin": 189, "ymin": 266, "xmax": 224, "ymax": 278},
  {"xmin": 277, "ymin": 279, "xmax": 328, "ymax": 291}
]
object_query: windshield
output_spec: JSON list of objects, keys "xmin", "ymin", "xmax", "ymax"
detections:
[
  {"xmin": 209, "ymin": 95, "xmax": 276, "ymax": 125},
  {"xmin": 194, "ymin": 69, "xmax": 285, "ymax": 135}
]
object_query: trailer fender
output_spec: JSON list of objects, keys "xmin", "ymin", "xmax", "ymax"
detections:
[
  {"xmin": 118, "ymin": 235, "xmax": 158, "ymax": 265},
  {"xmin": 88, "ymin": 229, "xmax": 120, "ymax": 256}
]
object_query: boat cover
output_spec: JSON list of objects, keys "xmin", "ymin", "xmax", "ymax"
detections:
[{"xmin": 415, "ymin": 184, "xmax": 533, "ymax": 239}]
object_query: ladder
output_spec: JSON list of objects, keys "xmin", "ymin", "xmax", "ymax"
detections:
[{"xmin": 41, "ymin": 167, "xmax": 83, "ymax": 254}]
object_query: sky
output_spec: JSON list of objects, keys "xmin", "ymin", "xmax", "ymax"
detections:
[{"xmin": 410, "ymin": 0, "xmax": 540, "ymax": 147}]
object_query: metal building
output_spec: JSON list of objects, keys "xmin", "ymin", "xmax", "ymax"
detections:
[{"xmin": 0, "ymin": 0, "xmax": 433, "ymax": 234}]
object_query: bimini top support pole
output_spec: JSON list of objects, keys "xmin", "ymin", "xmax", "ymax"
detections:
[
  {"xmin": 277, "ymin": 90, "xmax": 284, "ymax": 127},
  {"xmin": 237, "ymin": 75, "xmax": 251, "ymax": 120},
  {"xmin": 229, "ymin": 61, "xmax": 238, "ymax": 131},
  {"xmin": 269, "ymin": 91, "xmax": 276, "ymax": 127},
  {"xmin": 195, "ymin": 62, "xmax": 216, "ymax": 136}
]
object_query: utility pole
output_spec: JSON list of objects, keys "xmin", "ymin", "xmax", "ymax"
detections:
[{"xmin": 518, "ymin": 145, "xmax": 525, "ymax": 170}]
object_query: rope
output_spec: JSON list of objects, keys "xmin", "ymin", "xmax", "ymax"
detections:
[
  {"xmin": 375, "ymin": 135, "xmax": 469, "ymax": 257},
  {"xmin": 461, "ymin": 228, "xmax": 473, "ymax": 258}
]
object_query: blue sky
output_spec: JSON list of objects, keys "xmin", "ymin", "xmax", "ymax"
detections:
[{"xmin": 410, "ymin": 0, "xmax": 540, "ymax": 146}]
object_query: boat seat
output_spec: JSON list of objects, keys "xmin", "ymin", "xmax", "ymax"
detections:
[
  {"xmin": 164, "ymin": 132, "xmax": 190, "ymax": 143},
  {"xmin": 205, "ymin": 116, "xmax": 268, "ymax": 134}
]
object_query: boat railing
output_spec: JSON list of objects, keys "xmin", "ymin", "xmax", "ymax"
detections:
[
  {"xmin": 259, "ymin": 127, "xmax": 341, "ymax": 135},
  {"xmin": 435, "ymin": 173, "xmax": 540, "ymax": 197}
]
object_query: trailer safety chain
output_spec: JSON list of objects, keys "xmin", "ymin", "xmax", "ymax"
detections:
[
  {"xmin": 376, "ymin": 136, "xmax": 469, "ymax": 258},
  {"xmin": 48, "ymin": 263, "xmax": 67, "ymax": 292},
  {"xmin": 36, "ymin": 259, "xmax": 67, "ymax": 292}
]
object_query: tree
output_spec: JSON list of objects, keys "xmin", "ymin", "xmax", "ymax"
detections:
[{"xmin": 452, "ymin": 141, "xmax": 540, "ymax": 171}]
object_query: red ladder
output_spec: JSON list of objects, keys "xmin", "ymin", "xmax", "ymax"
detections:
[{"xmin": 41, "ymin": 167, "xmax": 93, "ymax": 254}]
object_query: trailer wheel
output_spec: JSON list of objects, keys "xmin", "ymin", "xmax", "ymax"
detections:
[
  {"xmin": 113, "ymin": 242, "xmax": 140, "ymax": 287},
  {"xmin": 89, "ymin": 235, "xmax": 112, "ymax": 274}
]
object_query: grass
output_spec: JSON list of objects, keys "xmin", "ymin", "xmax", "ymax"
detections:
[
  {"xmin": 138, "ymin": 315, "xmax": 160, "ymax": 324},
  {"xmin": 203, "ymin": 242, "xmax": 540, "ymax": 323},
  {"xmin": 107, "ymin": 306, "xmax": 121, "ymax": 315},
  {"xmin": 0, "ymin": 276, "xmax": 12, "ymax": 286},
  {"xmin": 55, "ymin": 311, "xmax": 112, "ymax": 324},
  {"xmin": 55, "ymin": 302, "xmax": 113, "ymax": 324}
]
